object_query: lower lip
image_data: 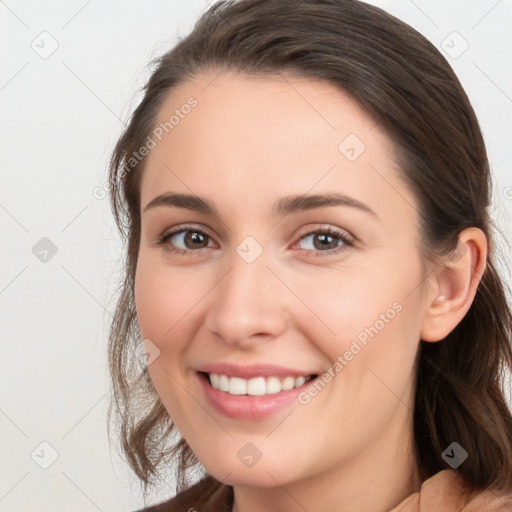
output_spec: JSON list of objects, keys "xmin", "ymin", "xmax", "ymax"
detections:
[{"xmin": 197, "ymin": 372, "xmax": 318, "ymax": 421}]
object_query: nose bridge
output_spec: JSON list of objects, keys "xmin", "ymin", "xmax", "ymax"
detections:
[{"xmin": 205, "ymin": 242, "xmax": 288, "ymax": 344}]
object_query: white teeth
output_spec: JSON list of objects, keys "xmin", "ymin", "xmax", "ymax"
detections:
[
  {"xmin": 207, "ymin": 373, "xmax": 313, "ymax": 396},
  {"xmin": 229, "ymin": 377, "xmax": 247, "ymax": 395},
  {"xmin": 265, "ymin": 376, "xmax": 282, "ymax": 394},
  {"xmin": 219, "ymin": 374, "xmax": 229, "ymax": 392},
  {"xmin": 281, "ymin": 376, "xmax": 296, "ymax": 390},
  {"xmin": 246, "ymin": 377, "xmax": 266, "ymax": 396},
  {"xmin": 210, "ymin": 373, "xmax": 220, "ymax": 389},
  {"xmin": 295, "ymin": 376, "xmax": 306, "ymax": 387}
]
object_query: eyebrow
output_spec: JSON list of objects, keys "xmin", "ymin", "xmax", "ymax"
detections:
[{"xmin": 143, "ymin": 191, "xmax": 378, "ymax": 219}]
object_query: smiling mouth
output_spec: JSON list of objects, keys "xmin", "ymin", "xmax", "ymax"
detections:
[{"xmin": 198, "ymin": 371, "xmax": 319, "ymax": 396}]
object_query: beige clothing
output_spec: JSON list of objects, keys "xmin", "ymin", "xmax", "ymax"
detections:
[
  {"xmin": 389, "ymin": 469, "xmax": 512, "ymax": 512},
  {"xmin": 137, "ymin": 469, "xmax": 512, "ymax": 511}
]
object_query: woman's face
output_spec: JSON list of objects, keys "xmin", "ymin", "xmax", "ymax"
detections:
[{"xmin": 135, "ymin": 71, "xmax": 429, "ymax": 488}]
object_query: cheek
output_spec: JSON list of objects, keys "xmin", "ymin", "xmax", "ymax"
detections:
[
  {"xmin": 133, "ymin": 263, "xmax": 192, "ymax": 375},
  {"xmin": 134, "ymin": 263, "xmax": 200, "ymax": 425},
  {"xmin": 291, "ymin": 255, "xmax": 424, "ymax": 370},
  {"xmin": 133, "ymin": 260, "xmax": 217, "ymax": 402},
  {"xmin": 134, "ymin": 266, "xmax": 166, "ymax": 341},
  {"xmin": 288, "ymin": 268, "xmax": 401, "ymax": 355},
  {"xmin": 134, "ymin": 261, "xmax": 194, "ymax": 340}
]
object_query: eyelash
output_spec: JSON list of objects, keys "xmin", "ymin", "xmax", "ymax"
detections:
[{"xmin": 155, "ymin": 224, "xmax": 354, "ymax": 257}]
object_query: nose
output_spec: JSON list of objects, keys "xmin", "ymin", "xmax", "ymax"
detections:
[{"xmin": 204, "ymin": 249, "xmax": 290, "ymax": 349}]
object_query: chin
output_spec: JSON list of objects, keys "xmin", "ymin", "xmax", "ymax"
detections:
[
  {"xmin": 198, "ymin": 452, "xmax": 299, "ymax": 488},
  {"xmin": 218, "ymin": 469, "xmax": 293, "ymax": 488}
]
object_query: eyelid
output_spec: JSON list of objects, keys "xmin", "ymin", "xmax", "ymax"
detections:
[{"xmin": 295, "ymin": 223, "xmax": 353, "ymax": 241}]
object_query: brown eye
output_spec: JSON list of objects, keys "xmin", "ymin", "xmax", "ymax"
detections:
[
  {"xmin": 157, "ymin": 227, "xmax": 214, "ymax": 254},
  {"xmin": 180, "ymin": 231, "xmax": 209, "ymax": 249},
  {"xmin": 295, "ymin": 228, "xmax": 354, "ymax": 256}
]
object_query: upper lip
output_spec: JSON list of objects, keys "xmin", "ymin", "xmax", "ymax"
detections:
[{"xmin": 196, "ymin": 362, "xmax": 320, "ymax": 379}]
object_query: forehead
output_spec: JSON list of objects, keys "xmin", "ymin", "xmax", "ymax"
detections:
[
  {"xmin": 148, "ymin": 70, "xmax": 379, "ymax": 160},
  {"xmin": 139, "ymin": 71, "xmax": 410, "ymax": 220}
]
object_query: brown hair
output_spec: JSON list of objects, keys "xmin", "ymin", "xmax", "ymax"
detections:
[{"xmin": 106, "ymin": 0, "xmax": 512, "ymax": 502}]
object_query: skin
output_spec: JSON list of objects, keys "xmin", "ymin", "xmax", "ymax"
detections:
[{"xmin": 134, "ymin": 70, "xmax": 487, "ymax": 512}]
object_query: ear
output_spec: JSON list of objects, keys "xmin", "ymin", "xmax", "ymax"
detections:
[{"xmin": 420, "ymin": 227, "xmax": 488, "ymax": 342}]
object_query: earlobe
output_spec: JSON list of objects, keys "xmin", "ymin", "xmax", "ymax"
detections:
[{"xmin": 420, "ymin": 228, "xmax": 488, "ymax": 343}]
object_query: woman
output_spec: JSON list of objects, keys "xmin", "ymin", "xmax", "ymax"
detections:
[{"xmin": 106, "ymin": 0, "xmax": 512, "ymax": 510}]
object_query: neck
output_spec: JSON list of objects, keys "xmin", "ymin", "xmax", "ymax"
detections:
[{"xmin": 231, "ymin": 401, "xmax": 422, "ymax": 512}]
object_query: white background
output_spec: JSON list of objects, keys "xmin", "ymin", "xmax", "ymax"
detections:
[{"xmin": 1, "ymin": 1, "xmax": 511, "ymax": 511}]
